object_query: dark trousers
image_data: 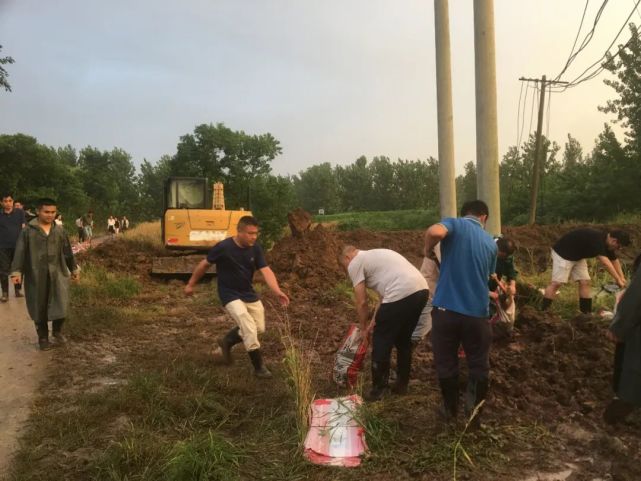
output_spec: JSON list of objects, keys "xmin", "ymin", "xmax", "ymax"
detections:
[
  {"xmin": 432, "ymin": 308, "xmax": 492, "ymax": 380},
  {"xmin": 78, "ymin": 227, "xmax": 85, "ymax": 243},
  {"xmin": 372, "ymin": 289, "xmax": 428, "ymax": 384},
  {"xmin": 0, "ymin": 247, "xmax": 21, "ymax": 295}
]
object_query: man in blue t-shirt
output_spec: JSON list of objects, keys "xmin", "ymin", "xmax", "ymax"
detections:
[
  {"xmin": 184, "ymin": 216, "xmax": 289, "ymax": 378},
  {"xmin": 424, "ymin": 200, "xmax": 497, "ymax": 426}
]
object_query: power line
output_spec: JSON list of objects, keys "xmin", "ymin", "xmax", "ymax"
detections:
[
  {"xmin": 554, "ymin": 0, "xmax": 591, "ymax": 81},
  {"xmin": 516, "ymin": 80, "xmax": 524, "ymax": 147},
  {"xmin": 553, "ymin": 0, "xmax": 609, "ymax": 81},
  {"xmin": 528, "ymin": 83, "xmax": 537, "ymax": 142},
  {"xmin": 553, "ymin": 0, "xmax": 641, "ymax": 91}
]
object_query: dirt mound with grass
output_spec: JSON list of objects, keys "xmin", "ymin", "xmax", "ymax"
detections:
[
  {"xmin": 268, "ymin": 225, "xmax": 343, "ymax": 295},
  {"xmin": 78, "ymin": 238, "xmax": 168, "ymax": 279}
]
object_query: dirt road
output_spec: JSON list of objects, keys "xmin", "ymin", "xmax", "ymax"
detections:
[{"xmin": 0, "ymin": 294, "xmax": 50, "ymax": 475}]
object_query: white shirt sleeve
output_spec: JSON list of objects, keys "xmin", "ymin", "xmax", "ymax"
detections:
[{"xmin": 347, "ymin": 252, "xmax": 366, "ymax": 287}]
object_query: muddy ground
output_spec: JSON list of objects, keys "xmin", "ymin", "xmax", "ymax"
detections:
[{"xmin": 7, "ymin": 222, "xmax": 641, "ymax": 480}]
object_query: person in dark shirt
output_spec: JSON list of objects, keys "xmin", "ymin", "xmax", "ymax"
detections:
[
  {"xmin": 184, "ymin": 216, "xmax": 289, "ymax": 378},
  {"xmin": 0, "ymin": 193, "xmax": 26, "ymax": 302},
  {"xmin": 604, "ymin": 253, "xmax": 641, "ymax": 424},
  {"xmin": 542, "ymin": 228, "xmax": 630, "ymax": 314},
  {"xmin": 489, "ymin": 237, "xmax": 518, "ymax": 322}
]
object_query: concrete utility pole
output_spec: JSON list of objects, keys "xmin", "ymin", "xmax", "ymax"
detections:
[
  {"xmin": 473, "ymin": 0, "xmax": 501, "ymax": 235},
  {"xmin": 434, "ymin": 0, "xmax": 457, "ymax": 218},
  {"xmin": 519, "ymin": 76, "xmax": 567, "ymax": 224}
]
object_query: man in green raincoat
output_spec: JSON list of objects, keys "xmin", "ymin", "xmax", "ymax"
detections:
[
  {"xmin": 605, "ymin": 253, "xmax": 641, "ymax": 424},
  {"xmin": 10, "ymin": 198, "xmax": 80, "ymax": 350}
]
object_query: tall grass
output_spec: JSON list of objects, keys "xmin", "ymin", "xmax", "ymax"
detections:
[
  {"xmin": 121, "ymin": 221, "xmax": 164, "ymax": 250},
  {"xmin": 278, "ymin": 309, "xmax": 315, "ymax": 445}
]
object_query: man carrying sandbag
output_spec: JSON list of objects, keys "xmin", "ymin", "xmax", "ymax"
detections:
[{"xmin": 339, "ymin": 246, "xmax": 428, "ymax": 401}]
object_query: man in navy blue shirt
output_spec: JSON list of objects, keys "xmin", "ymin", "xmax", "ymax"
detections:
[
  {"xmin": 0, "ymin": 193, "xmax": 26, "ymax": 302},
  {"xmin": 424, "ymin": 200, "xmax": 497, "ymax": 426},
  {"xmin": 185, "ymin": 216, "xmax": 289, "ymax": 378}
]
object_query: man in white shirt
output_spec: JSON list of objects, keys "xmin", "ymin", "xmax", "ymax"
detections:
[{"xmin": 339, "ymin": 246, "xmax": 428, "ymax": 401}]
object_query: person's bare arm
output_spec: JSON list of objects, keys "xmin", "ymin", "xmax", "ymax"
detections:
[
  {"xmin": 353, "ymin": 281, "xmax": 369, "ymax": 331},
  {"xmin": 613, "ymin": 259, "xmax": 625, "ymax": 283},
  {"xmin": 259, "ymin": 266, "xmax": 290, "ymax": 306},
  {"xmin": 597, "ymin": 256, "xmax": 625, "ymax": 287},
  {"xmin": 184, "ymin": 259, "xmax": 212, "ymax": 296},
  {"xmin": 424, "ymin": 224, "xmax": 448, "ymax": 257}
]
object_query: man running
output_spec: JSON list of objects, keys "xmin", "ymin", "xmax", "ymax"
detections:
[{"xmin": 184, "ymin": 216, "xmax": 289, "ymax": 379}]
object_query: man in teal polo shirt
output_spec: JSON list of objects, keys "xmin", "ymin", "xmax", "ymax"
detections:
[{"xmin": 424, "ymin": 200, "xmax": 497, "ymax": 426}]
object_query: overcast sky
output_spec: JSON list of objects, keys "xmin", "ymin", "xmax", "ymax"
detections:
[{"xmin": 0, "ymin": 0, "xmax": 638, "ymax": 176}]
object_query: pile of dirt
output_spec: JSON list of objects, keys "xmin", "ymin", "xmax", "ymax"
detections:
[
  {"xmin": 78, "ymin": 239, "xmax": 165, "ymax": 279},
  {"xmin": 268, "ymin": 225, "xmax": 344, "ymax": 295}
]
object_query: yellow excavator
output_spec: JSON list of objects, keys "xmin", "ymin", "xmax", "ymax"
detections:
[{"xmin": 151, "ymin": 177, "xmax": 251, "ymax": 275}]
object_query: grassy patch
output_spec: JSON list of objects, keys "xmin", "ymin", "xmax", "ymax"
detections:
[{"xmin": 315, "ymin": 209, "xmax": 438, "ymax": 231}]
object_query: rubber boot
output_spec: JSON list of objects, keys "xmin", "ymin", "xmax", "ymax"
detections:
[
  {"xmin": 15, "ymin": 283, "xmax": 23, "ymax": 298},
  {"xmin": 0, "ymin": 276, "xmax": 7, "ymax": 302},
  {"xmin": 604, "ymin": 398, "xmax": 636, "ymax": 425},
  {"xmin": 51, "ymin": 319, "xmax": 66, "ymax": 346},
  {"xmin": 366, "ymin": 360, "xmax": 390, "ymax": 401},
  {"xmin": 541, "ymin": 297, "xmax": 553, "ymax": 311},
  {"xmin": 36, "ymin": 322, "xmax": 50, "ymax": 351},
  {"xmin": 391, "ymin": 346, "xmax": 412, "ymax": 395},
  {"xmin": 465, "ymin": 378, "xmax": 489, "ymax": 430},
  {"xmin": 218, "ymin": 326, "xmax": 242, "ymax": 365},
  {"xmin": 248, "ymin": 349, "xmax": 272, "ymax": 379},
  {"xmin": 438, "ymin": 377, "xmax": 459, "ymax": 421},
  {"xmin": 579, "ymin": 297, "xmax": 592, "ymax": 314}
]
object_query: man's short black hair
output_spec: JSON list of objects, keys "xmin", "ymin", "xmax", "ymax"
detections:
[
  {"xmin": 610, "ymin": 229, "xmax": 631, "ymax": 247},
  {"xmin": 1, "ymin": 192, "xmax": 14, "ymax": 200},
  {"xmin": 460, "ymin": 200, "xmax": 489, "ymax": 218},
  {"xmin": 496, "ymin": 237, "xmax": 516, "ymax": 256},
  {"xmin": 238, "ymin": 215, "xmax": 259, "ymax": 230},
  {"xmin": 36, "ymin": 198, "xmax": 57, "ymax": 208}
]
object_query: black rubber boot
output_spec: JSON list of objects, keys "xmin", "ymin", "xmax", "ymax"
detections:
[
  {"xmin": 366, "ymin": 360, "xmax": 390, "ymax": 401},
  {"xmin": 579, "ymin": 297, "xmax": 592, "ymax": 314},
  {"xmin": 218, "ymin": 326, "xmax": 242, "ymax": 365},
  {"xmin": 541, "ymin": 297, "xmax": 553, "ymax": 311},
  {"xmin": 248, "ymin": 349, "xmax": 272, "ymax": 379},
  {"xmin": 465, "ymin": 378, "xmax": 489, "ymax": 429},
  {"xmin": 391, "ymin": 346, "xmax": 412, "ymax": 395},
  {"xmin": 604, "ymin": 398, "xmax": 636, "ymax": 425},
  {"xmin": 36, "ymin": 322, "xmax": 50, "ymax": 351},
  {"xmin": 438, "ymin": 377, "xmax": 459, "ymax": 421},
  {"xmin": 0, "ymin": 276, "xmax": 8, "ymax": 301},
  {"xmin": 51, "ymin": 319, "xmax": 66, "ymax": 346}
]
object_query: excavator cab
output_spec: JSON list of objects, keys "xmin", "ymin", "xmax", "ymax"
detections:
[{"xmin": 153, "ymin": 177, "xmax": 251, "ymax": 275}]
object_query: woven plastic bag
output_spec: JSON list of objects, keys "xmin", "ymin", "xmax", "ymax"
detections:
[
  {"xmin": 303, "ymin": 395, "xmax": 368, "ymax": 467},
  {"xmin": 332, "ymin": 325, "xmax": 368, "ymax": 388}
]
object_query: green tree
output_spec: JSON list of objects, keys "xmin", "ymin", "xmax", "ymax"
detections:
[
  {"xmin": 0, "ymin": 45, "xmax": 14, "ymax": 92},
  {"xmin": 600, "ymin": 23, "xmax": 641, "ymax": 155},
  {"xmin": 170, "ymin": 123, "xmax": 281, "ymax": 209},
  {"xmin": 293, "ymin": 162, "xmax": 341, "ymax": 214}
]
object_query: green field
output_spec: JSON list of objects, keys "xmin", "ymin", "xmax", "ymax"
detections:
[{"xmin": 314, "ymin": 208, "xmax": 439, "ymax": 231}]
